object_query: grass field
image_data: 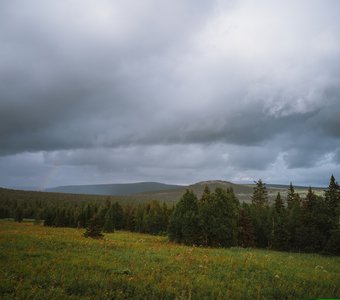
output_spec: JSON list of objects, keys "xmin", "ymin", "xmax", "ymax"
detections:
[{"xmin": 0, "ymin": 220, "xmax": 339, "ymax": 299}]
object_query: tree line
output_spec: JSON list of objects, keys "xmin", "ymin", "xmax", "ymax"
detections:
[
  {"xmin": 0, "ymin": 175, "xmax": 339, "ymax": 254},
  {"xmin": 169, "ymin": 177, "xmax": 339, "ymax": 255},
  {"xmin": 0, "ymin": 198, "xmax": 172, "ymax": 236}
]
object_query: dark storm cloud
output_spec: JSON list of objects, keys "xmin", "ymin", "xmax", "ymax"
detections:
[{"xmin": 0, "ymin": 0, "xmax": 340, "ymax": 187}]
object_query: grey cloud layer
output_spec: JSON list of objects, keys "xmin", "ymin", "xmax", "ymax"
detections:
[{"xmin": 0, "ymin": 0, "xmax": 339, "ymax": 186}]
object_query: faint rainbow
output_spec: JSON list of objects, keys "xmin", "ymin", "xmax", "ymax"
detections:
[{"xmin": 39, "ymin": 163, "xmax": 59, "ymax": 191}]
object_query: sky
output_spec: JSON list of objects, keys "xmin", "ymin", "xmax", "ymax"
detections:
[{"xmin": 1, "ymin": 0, "xmax": 340, "ymax": 189}]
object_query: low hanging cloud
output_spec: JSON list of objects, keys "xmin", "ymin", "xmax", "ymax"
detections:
[{"xmin": 0, "ymin": 0, "xmax": 339, "ymax": 187}]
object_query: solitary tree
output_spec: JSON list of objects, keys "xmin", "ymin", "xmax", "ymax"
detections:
[{"xmin": 84, "ymin": 214, "xmax": 104, "ymax": 239}]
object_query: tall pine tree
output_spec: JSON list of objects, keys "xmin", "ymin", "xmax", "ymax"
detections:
[
  {"xmin": 238, "ymin": 205, "xmax": 255, "ymax": 248},
  {"xmin": 287, "ymin": 182, "xmax": 300, "ymax": 210},
  {"xmin": 251, "ymin": 180, "xmax": 270, "ymax": 247},
  {"xmin": 168, "ymin": 190, "xmax": 201, "ymax": 245},
  {"xmin": 251, "ymin": 179, "xmax": 268, "ymax": 208},
  {"xmin": 325, "ymin": 175, "xmax": 340, "ymax": 229},
  {"xmin": 271, "ymin": 192, "xmax": 289, "ymax": 250}
]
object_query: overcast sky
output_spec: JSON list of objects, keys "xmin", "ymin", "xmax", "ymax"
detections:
[{"xmin": 1, "ymin": 0, "xmax": 339, "ymax": 188}]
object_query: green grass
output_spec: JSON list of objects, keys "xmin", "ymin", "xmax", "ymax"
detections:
[{"xmin": 1, "ymin": 220, "xmax": 339, "ymax": 299}]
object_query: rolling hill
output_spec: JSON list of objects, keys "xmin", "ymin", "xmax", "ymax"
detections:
[
  {"xmin": 1, "ymin": 180, "xmax": 326, "ymax": 206},
  {"xmin": 45, "ymin": 182, "xmax": 183, "ymax": 196}
]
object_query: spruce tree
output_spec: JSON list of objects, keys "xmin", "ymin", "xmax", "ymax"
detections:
[
  {"xmin": 84, "ymin": 214, "xmax": 104, "ymax": 238},
  {"xmin": 200, "ymin": 185, "xmax": 211, "ymax": 203},
  {"xmin": 43, "ymin": 209, "xmax": 55, "ymax": 226},
  {"xmin": 124, "ymin": 206, "xmax": 136, "ymax": 231},
  {"xmin": 250, "ymin": 180, "xmax": 271, "ymax": 248},
  {"xmin": 271, "ymin": 219, "xmax": 289, "ymax": 250},
  {"xmin": 296, "ymin": 188, "xmax": 328, "ymax": 252},
  {"xmin": 198, "ymin": 187, "xmax": 214, "ymax": 246},
  {"xmin": 271, "ymin": 194, "xmax": 289, "ymax": 250},
  {"xmin": 238, "ymin": 206, "xmax": 255, "ymax": 248},
  {"xmin": 134, "ymin": 204, "xmax": 146, "ymax": 233},
  {"xmin": 226, "ymin": 187, "xmax": 240, "ymax": 207},
  {"xmin": 211, "ymin": 188, "xmax": 239, "ymax": 247},
  {"xmin": 325, "ymin": 175, "xmax": 339, "ymax": 208},
  {"xmin": 274, "ymin": 192, "xmax": 285, "ymax": 214},
  {"xmin": 103, "ymin": 206, "xmax": 114, "ymax": 233},
  {"xmin": 287, "ymin": 182, "xmax": 300, "ymax": 210},
  {"xmin": 14, "ymin": 206, "xmax": 23, "ymax": 223},
  {"xmin": 33, "ymin": 211, "xmax": 41, "ymax": 225},
  {"xmin": 251, "ymin": 179, "xmax": 268, "ymax": 208},
  {"xmin": 271, "ymin": 192, "xmax": 289, "ymax": 250},
  {"xmin": 112, "ymin": 202, "xmax": 125, "ymax": 230},
  {"xmin": 323, "ymin": 229, "xmax": 340, "ymax": 255},
  {"xmin": 325, "ymin": 175, "xmax": 340, "ymax": 229},
  {"xmin": 168, "ymin": 190, "xmax": 201, "ymax": 245}
]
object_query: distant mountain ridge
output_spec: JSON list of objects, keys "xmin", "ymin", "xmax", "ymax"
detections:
[
  {"xmin": 44, "ymin": 180, "xmax": 325, "ymax": 203},
  {"xmin": 45, "ymin": 182, "xmax": 183, "ymax": 196},
  {"xmin": 44, "ymin": 180, "xmax": 251, "ymax": 198},
  {"xmin": 1, "ymin": 180, "xmax": 326, "ymax": 204}
]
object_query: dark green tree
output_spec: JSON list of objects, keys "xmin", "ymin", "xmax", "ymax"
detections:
[
  {"xmin": 103, "ymin": 206, "xmax": 114, "ymax": 233},
  {"xmin": 144, "ymin": 201, "xmax": 167, "ymax": 235},
  {"xmin": 287, "ymin": 182, "xmax": 300, "ymax": 210},
  {"xmin": 325, "ymin": 175, "xmax": 339, "ymax": 209},
  {"xmin": 238, "ymin": 205, "xmax": 255, "ymax": 248},
  {"xmin": 323, "ymin": 229, "xmax": 340, "ymax": 255},
  {"xmin": 83, "ymin": 214, "xmax": 104, "ymax": 239},
  {"xmin": 251, "ymin": 179, "xmax": 268, "ymax": 208},
  {"xmin": 286, "ymin": 204, "xmax": 301, "ymax": 250},
  {"xmin": 134, "ymin": 204, "xmax": 146, "ymax": 233},
  {"xmin": 249, "ymin": 204, "xmax": 271, "ymax": 248},
  {"xmin": 200, "ymin": 185, "xmax": 211, "ymax": 203},
  {"xmin": 124, "ymin": 205, "xmax": 136, "ymax": 231},
  {"xmin": 295, "ymin": 187, "xmax": 328, "ymax": 252},
  {"xmin": 168, "ymin": 190, "xmax": 201, "ymax": 245},
  {"xmin": 199, "ymin": 189, "xmax": 213, "ymax": 246},
  {"xmin": 43, "ymin": 209, "xmax": 55, "ymax": 226},
  {"xmin": 325, "ymin": 175, "xmax": 340, "ymax": 229},
  {"xmin": 227, "ymin": 187, "xmax": 240, "ymax": 208},
  {"xmin": 271, "ymin": 219, "xmax": 289, "ymax": 250},
  {"xmin": 274, "ymin": 192, "xmax": 285, "ymax": 214},
  {"xmin": 250, "ymin": 180, "xmax": 270, "ymax": 247},
  {"xmin": 209, "ymin": 188, "xmax": 238, "ymax": 247},
  {"xmin": 112, "ymin": 202, "xmax": 125, "ymax": 230},
  {"xmin": 285, "ymin": 183, "xmax": 302, "ymax": 249},
  {"xmin": 271, "ymin": 192, "xmax": 289, "ymax": 250},
  {"xmin": 0, "ymin": 206, "xmax": 10, "ymax": 219},
  {"xmin": 14, "ymin": 206, "xmax": 23, "ymax": 223},
  {"xmin": 33, "ymin": 210, "xmax": 42, "ymax": 225}
]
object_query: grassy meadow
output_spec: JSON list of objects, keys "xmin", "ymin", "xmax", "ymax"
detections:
[{"xmin": 0, "ymin": 220, "xmax": 339, "ymax": 299}]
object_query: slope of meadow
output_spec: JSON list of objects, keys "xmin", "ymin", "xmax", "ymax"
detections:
[{"xmin": 0, "ymin": 220, "xmax": 339, "ymax": 299}]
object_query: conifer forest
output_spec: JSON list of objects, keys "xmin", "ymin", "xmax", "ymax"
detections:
[{"xmin": 1, "ymin": 175, "xmax": 339, "ymax": 255}]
